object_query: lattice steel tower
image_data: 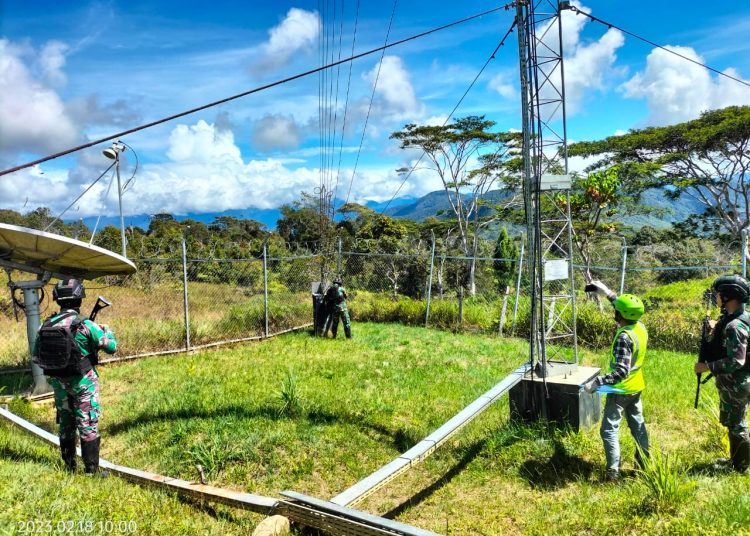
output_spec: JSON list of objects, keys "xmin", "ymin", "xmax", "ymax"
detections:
[{"xmin": 516, "ymin": 0, "xmax": 578, "ymax": 376}]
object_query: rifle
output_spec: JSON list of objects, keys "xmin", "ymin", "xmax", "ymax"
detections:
[
  {"xmin": 89, "ymin": 296, "xmax": 111, "ymax": 322},
  {"xmin": 695, "ymin": 289, "xmax": 714, "ymax": 409}
]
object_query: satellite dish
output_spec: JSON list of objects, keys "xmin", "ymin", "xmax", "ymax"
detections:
[
  {"xmin": 0, "ymin": 224, "xmax": 137, "ymax": 395},
  {"xmin": 0, "ymin": 223, "xmax": 136, "ymax": 279}
]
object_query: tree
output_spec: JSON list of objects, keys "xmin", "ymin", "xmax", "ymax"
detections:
[
  {"xmin": 276, "ymin": 192, "xmax": 335, "ymax": 253},
  {"xmin": 391, "ymin": 116, "xmax": 519, "ymax": 295},
  {"xmin": 493, "ymin": 226, "xmax": 519, "ymax": 292},
  {"xmin": 569, "ymin": 106, "xmax": 750, "ymax": 243}
]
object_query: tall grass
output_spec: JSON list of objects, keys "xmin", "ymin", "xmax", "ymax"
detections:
[{"xmin": 634, "ymin": 447, "xmax": 695, "ymax": 513}]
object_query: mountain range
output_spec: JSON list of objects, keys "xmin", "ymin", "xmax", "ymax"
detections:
[{"xmin": 69, "ymin": 188, "xmax": 703, "ymax": 234}]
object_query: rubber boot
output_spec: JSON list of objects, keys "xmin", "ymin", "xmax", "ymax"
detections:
[
  {"xmin": 730, "ymin": 433, "xmax": 750, "ymax": 473},
  {"xmin": 344, "ymin": 325, "xmax": 351, "ymax": 339},
  {"xmin": 59, "ymin": 435, "xmax": 77, "ymax": 473},
  {"xmin": 81, "ymin": 437, "xmax": 108, "ymax": 477}
]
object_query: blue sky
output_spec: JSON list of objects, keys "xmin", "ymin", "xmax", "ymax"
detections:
[{"xmin": 1, "ymin": 0, "xmax": 749, "ymax": 221}]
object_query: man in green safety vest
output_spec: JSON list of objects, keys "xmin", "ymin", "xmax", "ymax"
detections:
[{"xmin": 584, "ymin": 280, "xmax": 649, "ymax": 481}]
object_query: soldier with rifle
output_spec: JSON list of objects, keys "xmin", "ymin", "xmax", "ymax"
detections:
[
  {"xmin": 33, "ymin": 279, "xmax": 117, "ymax": 476},
  {"xmin": 694, "ymin": 274, "xmax": 750, "ymax": 473},
  {"xmin": 323, "ymin": 278, "xmax": 351, "ymax": 339}
]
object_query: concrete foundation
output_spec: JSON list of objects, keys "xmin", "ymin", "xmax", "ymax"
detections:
[{"xmin": 509, "ymin": 364, "xmax": 601, "ymax": 431}]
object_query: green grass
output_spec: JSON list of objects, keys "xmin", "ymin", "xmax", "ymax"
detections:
[{"xmin": 2, "ymin": 323, "xmax": 749, "ymax": 535}]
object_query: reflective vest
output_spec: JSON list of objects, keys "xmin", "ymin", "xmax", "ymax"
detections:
[{"xmin": 609, "ymin": 320, "xmax": 648, "ymax": 394}]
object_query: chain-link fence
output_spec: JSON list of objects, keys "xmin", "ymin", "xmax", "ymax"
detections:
[{"xmin": 1, "ymin": 232, "xmax": 747, "ymax": 371}]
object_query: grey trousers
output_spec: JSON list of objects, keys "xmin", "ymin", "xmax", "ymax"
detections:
[{"xmin": 600, "ymin": 392, "xmax": 649, "ymax": 472}]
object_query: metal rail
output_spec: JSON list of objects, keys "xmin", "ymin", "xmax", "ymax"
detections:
[
  {"xmin": 331, "ymin": 363, "xmax": 531, "ymax": 507},
  {"xmin": 0, "ymin": 406, "xmax": 436, "ymax": 535}
]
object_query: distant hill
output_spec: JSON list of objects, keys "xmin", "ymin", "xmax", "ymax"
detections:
[
  {"xmin": 63, "ymin": 188, "xmax": 703, "ymax": 235},
  {"xmin": 380, "ymin": 187, "xmax": 705, "ymax": 239}
]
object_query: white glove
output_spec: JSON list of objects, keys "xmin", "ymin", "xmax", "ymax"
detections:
[
  {"xmin": 585, "ymin": 280, "xmax": 616, "ymax": 300},
  {"xmin": 583, "ymin": 379, "xmax": 599, "ymax": 394}
]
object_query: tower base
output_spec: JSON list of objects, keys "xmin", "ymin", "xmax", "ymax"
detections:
[{"xmin": 509, "ymin": 364, "xmax": 601, "ymax": 431}]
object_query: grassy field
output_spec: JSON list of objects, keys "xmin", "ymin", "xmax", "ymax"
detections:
[{"xmin": 2, "ymin": 323, "xmax": 748, "ymax": 535}]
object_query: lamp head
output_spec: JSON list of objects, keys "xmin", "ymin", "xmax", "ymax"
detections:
[{"xmin": 103, "ymin": 141, "xmax": 126, "ymax": 160}]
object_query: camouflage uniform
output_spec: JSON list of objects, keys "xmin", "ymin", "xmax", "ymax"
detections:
[
  {"xmin": 328, "ymin": 284, "xmax": 351, "ymax": 339},
  {"xmin": 35, "ymin": 309, "xmax": 117, "ymax": 472},
  {"xmin": 708, "ymin": 306, "xmax": 750, "ymax": 472}
]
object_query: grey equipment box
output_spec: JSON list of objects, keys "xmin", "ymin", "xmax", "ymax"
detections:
[{"xmin": 509, "ymin": 365, "xmax": 601, "ymax": 431}]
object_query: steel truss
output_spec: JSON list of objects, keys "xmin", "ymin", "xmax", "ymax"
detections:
[{"xmin": 516, "ymin": 0, "xmax": 578, "ymax": 376}]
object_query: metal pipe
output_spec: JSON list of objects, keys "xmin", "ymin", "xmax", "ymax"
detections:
[
  {"xmin": 425, "ymin": 232, "xmax": 436, "ymax": 327},
  {"xmin": 263, "ymin": 242, "xmax": 269, "ymax": 337},
  {"xmin": 619, "ymin": 236, "xmax": 628, "ymax": 294},
  {"xmin": 511, "ymin": 238, "xmax": 525, "ymax": 336},
  {"xmin": 23, "ymin": 286, "xmax": 50, "ymax": 394},
  {"xmin": 115, "ymin": 154, "xmax": 127, "ymax": 258},
  {"xmin": 336, "ymin": 236, "xmax": 342, "ymax": 277},
  {"xmin": 181, "ymin": 238, "xmax": 191, "ymax": 351}
]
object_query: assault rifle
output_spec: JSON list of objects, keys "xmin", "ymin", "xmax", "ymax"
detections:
[
  {"xmin": 695, "ymin": 289, "xmax": 715, "ymax": 409},
  {"xmin": 89, "ymin": 296, "xmax": 111, "ymax": 322}
]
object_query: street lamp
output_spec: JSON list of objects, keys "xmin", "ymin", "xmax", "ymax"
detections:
[{"xmin": 103, "ymin": 141, "xmax": 127, "ymax": 258}]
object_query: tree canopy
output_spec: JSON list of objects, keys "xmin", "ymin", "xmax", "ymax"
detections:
[{"xmin": 569, "ymin": 106, "xmax": 750, "ymax": 237}]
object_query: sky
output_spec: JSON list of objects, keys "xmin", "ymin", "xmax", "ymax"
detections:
[{"xmin": 1, "ymin": 0, "xmax": 749, "ymax": 223}]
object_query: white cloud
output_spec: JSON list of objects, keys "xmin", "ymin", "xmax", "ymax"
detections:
[
  {"xmin": 38, "ymin": 40, "xmax": 69, "ymax": 86},
  {"xmin": 167, "ymin": 120, "xmax": 242, "ymax": 163},
  {"xmin": 622, "ymin": 46, "xmax": 750, "ymax": 125},
  {"xmin": 252, "ymin": 114, "xmax": 303, "ymax": 151},
  {"xmin": 363, "ymin": 55, "xmax": 424, "ymax": 121},
  {"xmin": 533, "ymin": 2, "xmax": 625, "ymax": 117},
  {"xmin": 488, "ymin": 73, "xmax": 515, "ymax": 100},
  {"xmin": 253, "ymin": 8, "xmax": 319, "ymax": 73},
  {"xmin": 0, "ymin": 39, "xmax": 78, "ymax": 155},
  {"xmin": 126, "ymin": 121, "xmax": 317, "ymax": 213}
]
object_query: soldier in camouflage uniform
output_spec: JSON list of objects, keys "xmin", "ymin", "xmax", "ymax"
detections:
[
  {"xmin": 34, "ymin": 279, "xmax": 117, "ymax": 475},
  {"xmin": 695, "ymin": 274, "xmax": 750, "ymax": 473},
  {"xmin": 326, "ymin": 279, "xmax": 351, "ymax": 339}
]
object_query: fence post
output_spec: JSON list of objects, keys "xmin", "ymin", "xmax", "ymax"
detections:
[
  {"xmin": 263, "ymin": 241, "xmax": 269, "ymax": 337},
  {"xmin": 337, "ymin": 236, "xmax": 343, "ymax": 277},
  {"xmin": 425, "ymin": 232, "xmax": 436, "ymax": 327},
  {"xmin": 619, "ymin": 237, "xmax": 628, "ymax": 294},
  {"xmin": 742, "ymin": 230, "xmax": 748, "ymax": 279},
  {"xmin": 511, "ymin": 238, "xmax": 525, "ymax": 337},
  {"xmin": 181, "ymin": 237, "xmax": 191, "ymax": 351}
]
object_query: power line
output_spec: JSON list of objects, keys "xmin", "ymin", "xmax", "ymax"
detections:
[
  {"xmin": 345, "ymin": 0, "xmax": 399, "ymax": 206},
  {"xmin": 380, "ymin": 20, "xmax": 517, "ymax": 215},
  {"xmin": 567, "ymin": 5, "xmax": 750, "ymax": 89},
  {"xmin": 332, "ymin": 0, "xmax": 361, "ymax": 208},
  {"xmin": 1, "ymin": 3, "xmax": 517, "ymax": 178}
]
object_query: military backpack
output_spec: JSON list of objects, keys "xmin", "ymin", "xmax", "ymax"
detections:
[{"xmin": 34, "ymin": 312, "xmax": 94, "ymax": 377}]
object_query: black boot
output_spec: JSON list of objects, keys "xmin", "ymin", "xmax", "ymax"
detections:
[
  {"xmin": 730, "ymin": 433, "xmax": 750, "ymax": 473},
  {"xmin": 81, "ymin": 437, "xmax": 108, "ymax": 477},
  {"xmin": 344, "ymin": 325, "xmax": 351, "ymax": 339},
  {"xmin": 60, "ymin": 436, "xmax": 77, "ymax": 473}
]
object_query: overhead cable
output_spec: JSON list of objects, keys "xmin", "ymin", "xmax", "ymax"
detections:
[
  {"xmin": 344, "ymin": 0, "xmax": 399, "ymax": 206},
  {"xmin": 567, "ymin": 5, "xmax": 750, "ymax": 89},
  {"xmin": 0, "ymin": 2, "xmax": 518, "ymax": 178},
  {"xmin": 379, "ymin": 19, "xmax": 517, "ymax": 215},
  {"xmin": 331, "ymin": 0, "xmax": 361, "ymax": 207}
]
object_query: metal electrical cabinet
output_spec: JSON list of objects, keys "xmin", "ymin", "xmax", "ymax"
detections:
[{"xmin": 509, "ymin": 365, "xmax": 601, "ymax": 431}]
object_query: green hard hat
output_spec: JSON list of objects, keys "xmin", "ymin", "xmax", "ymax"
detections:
[{"xmin": 613, "ymin": 294, "xmax": 644, "ymax": 320}]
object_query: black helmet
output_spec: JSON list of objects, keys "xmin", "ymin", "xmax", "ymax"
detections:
[
  {"xmin": 712, "ymin": 274, "xmax": 750, "ymax": 303},
  {"xmin": 53, "ymin": 278, "xmax": 86, "ymax": 302}
]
